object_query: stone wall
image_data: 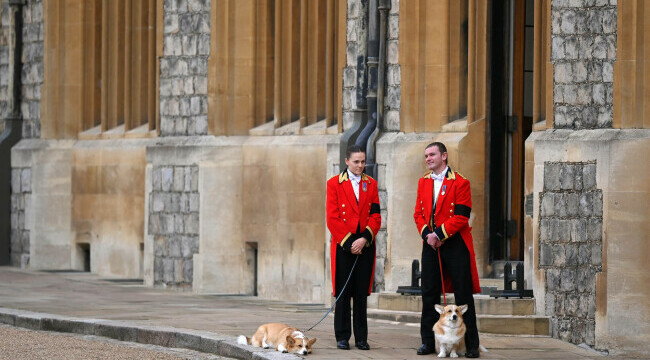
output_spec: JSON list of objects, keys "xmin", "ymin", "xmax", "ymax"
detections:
[
  {"xmin": 538, "ymin": 161, "xmax": 602, "ymax": 346},
  {"xmin": 149, "ymin": 165, "xmax": 200, "ymax": 288},
  {"xmin": 20, "ymin": 0, "xmax": 42, "ymax": 138},
  {"xmin": 159, "ymin": 0, "xmax": 210, "ymax": 136},
  {"xmin": 10, "ymin": 167, "xmax": 30, "ymax": 267},
  {"xmin": 385, "ymin": 0, "xmax": 400, "ymax": 131},
  {"xmin": 551, "ymin": 0, "xmax": 616, "ymax": 129},
  {"xmin": 342, "ymin": 0, "xmax": 367, "ymax": 131},
  {"xmin": 0, "ymin": 1, "xmax": 8, "ymax": 125}
]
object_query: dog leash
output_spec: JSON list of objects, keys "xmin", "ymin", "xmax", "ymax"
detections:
[
  {"xmin": 438, "ymin": 249, "xmax": 447, "ymax": 306},
  {"xmin": 304, "ymin": 256, "xmax": 359, "ymax": 333}
]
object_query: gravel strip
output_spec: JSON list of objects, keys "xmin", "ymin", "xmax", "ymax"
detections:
[{"xmin": 0, "ymin": 324, "xmax": 231, "ymax": 360}]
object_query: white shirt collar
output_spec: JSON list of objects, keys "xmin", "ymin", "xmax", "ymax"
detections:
[
  {"xmin": 347, "ymin": 169, "xmax": 361, "ymax": 182},
  {"xmin": 431, "ymin": 166, "xmax": 449, "ymax": 182}
]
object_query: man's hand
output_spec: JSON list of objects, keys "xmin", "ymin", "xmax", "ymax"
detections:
[
  {"xmin": 351, "ymin": 238, "xmax": 367, "ymax": 254},
  {"xmin": 426, "ymin": 233, "xmax": 443, "ymax": 250}
]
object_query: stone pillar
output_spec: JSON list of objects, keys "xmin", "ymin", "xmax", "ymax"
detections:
[
  {"xmin": 551, "ymin": 0, "xmax": 616, "ymax": 129},
  {"xmin": 159, "ymin": 0, "xmax": 210, "ymax": 136}
]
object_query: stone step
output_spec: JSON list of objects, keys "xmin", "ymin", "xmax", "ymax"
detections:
[
  {"xmin": 375, "ymin": 293, "xmax": 536, "ymax": 316},
  {"xmin": 367, "ymin": 309, "xmax": 550, "ymax": 336}
]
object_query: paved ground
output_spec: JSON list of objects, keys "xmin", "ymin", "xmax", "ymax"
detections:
[
  {"xmin": 0, "ymin": 323, "xmax": 231, "ymax": 360},
  {"xmin": 0, "ymin": 267, "xmax": 641, "ymax": 359}
]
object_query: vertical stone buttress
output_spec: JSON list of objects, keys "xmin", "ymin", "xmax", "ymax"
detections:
[
  {"xmin": 545, "ymin": 0, "xmax": 615, "ymax": 346},
  {"xmin": 539, "ymin": 162, "xmax": 602, "ymax": 346},
  {"xmin": 551, "ymin": 0, "xmax": 616, "ymax": 129},
  {"xmin": 159, "ymin": 0, "xmax": 210, "ymax": 136},
  {"xmin": 150, "ymin": 0, "xmax": 210, "ymax": 286}
]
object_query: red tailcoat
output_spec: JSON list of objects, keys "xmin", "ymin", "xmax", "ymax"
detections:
[
  {"xmin": 327, "ymin": 171, "xmax": 381, "ymax": 296},
  {"xmin": 413, "ymin": 168, "xmax": 481, "ymax": 294}
]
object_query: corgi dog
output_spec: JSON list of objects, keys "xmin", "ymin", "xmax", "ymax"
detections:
[
  {"xmin": 237, "ymin": 323, "xmax": 316, "ymax": 355},
  {"xmin": 433, "ymin": 304, "xmax": 468, "ymax": 358}
]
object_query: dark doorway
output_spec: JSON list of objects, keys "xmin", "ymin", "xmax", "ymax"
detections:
[{"xmin": 487, "ymin": 0, "xmax": 534, "ymax": 265}]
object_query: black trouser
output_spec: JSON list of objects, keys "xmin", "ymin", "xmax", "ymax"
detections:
[
  {"xmin": 420, "ymin": 234, "xmax": 479, "ymax": 350},
  {"xmin": 334, "ymin": 241, "xmax": 375, "ymax": 342}
]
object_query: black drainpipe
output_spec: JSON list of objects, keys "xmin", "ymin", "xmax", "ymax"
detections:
[
  {"xmin": 353, "ymin": 0, "xmax": 389, "ymax": 179},
  {"xmin": 0, "ymin": 0, "xmax": 26, "ymax": 265}
]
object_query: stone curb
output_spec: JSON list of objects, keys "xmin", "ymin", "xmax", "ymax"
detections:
[{"xmin": 0, "ymin": 307, "xmax": 301, "ymax": 360}]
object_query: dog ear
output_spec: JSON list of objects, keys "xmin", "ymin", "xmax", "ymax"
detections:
[
  {"xmin": 459, "ymin": 304, "xmax": 468, "ymax": 314},
  {"xmin": 308, "ymin": 338, "xmax": 317, "ymax": 346},
  {"xmin": 286, "ymin": 336, "xmax": 295, "ymax": 345},
  {"xmin": 435, "ymin": 304, "xmax": 444, "ymax": 314}
]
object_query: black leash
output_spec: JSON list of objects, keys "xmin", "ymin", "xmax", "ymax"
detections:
[{"xmin": 304, "ymin": 256, "xmax": 359, "ymax": 333}]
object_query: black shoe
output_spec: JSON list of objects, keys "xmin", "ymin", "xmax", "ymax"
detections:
[
  {"xmin": 355, "ymin": 341, "xmax": 370, "ymax": 350},
  {"xmin": 416, "ymin": 343, "xmax": 435, "ymax": 355},
  {"xmin": 337, "ymin": 339, "xmax": 350, "ymax": 350},
  {"xmin": 465, "ymin": 348, "xmax": 480, "ymax": 358}
]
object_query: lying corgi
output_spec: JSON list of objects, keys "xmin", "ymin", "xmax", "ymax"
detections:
[
  {"xmin": 433, "ymin": 304, "xmax": 468, "ymax": 358},
  {"xmin": 237, "ymin": 323, "xmax": 316, "ymax": 355}
]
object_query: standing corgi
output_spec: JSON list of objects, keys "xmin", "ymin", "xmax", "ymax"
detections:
[{"xmin": 237, "ymin": 323, "xmax": 317, "ymax": 355}]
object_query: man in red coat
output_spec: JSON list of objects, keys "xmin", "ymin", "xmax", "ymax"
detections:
[
  {"xmin": 413, "ymin": 142, "xmax": 482, "ymax": 358},
  {"xmin": 326, "ymin": 145, "xmax": 381, "ymax": 351}
]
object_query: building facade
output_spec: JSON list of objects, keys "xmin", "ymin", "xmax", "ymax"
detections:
[{"xmin": 0, "ymin": 0, "xmax": 648, "ymax": 356}]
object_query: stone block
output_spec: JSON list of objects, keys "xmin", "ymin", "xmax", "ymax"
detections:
[
  {"xmin": 94, "ymin": 322, "xmax": 138, "ymax": 342},
  {"xmin": 565, "ymin": 37, "xmax": 579, "ymax": 59},
  {"xmin": 591, "ymin": 243, "xmax": 602, "ymax": 266},
  {"xmin": 554, "ymin": 194, "xmax": 567, "ymax": 218},
  {"xmin": 565, "ymin": 193, "xmax": 579, "ymax": 217},
  {"xmin": 593, "ymin": 191, "xmax": 602, "ymax": 215},
  {"xmin": 154, "ymin": 256, "xmax": 164, "ymax": 281},
  {"xmin": 586, "ymin": 218, "xmax": 602, "ymax": 242},
  {"xmin": 545, "ymin": 292, "xmax": 556, "ymax": 315},
  {"xmin": 602, "ymin": 61, "xmax": 613, "ymax": 82},
  {"xmin": 564, "ymin": 293, "xmax": 580, "ymax": 316},
  {"xmin": 384, "ymin": 109, "xmax": 400, "ymax": 131},
  {"xmin": 162, "ymin": 167, "xmax": 174, "ymax": 191},
  {"xmin": 554, "ymin": 62, "xmax": 572, "ymax": 83},
  {"xmin": 552, "ymin": 37, "xmax": 565, "ymax": 60},
  {"xmin": 553, "ymin": 244, "xmax": 567, "ymax": 266},
  {"xmin": 183, "ymin": 259, "xmax": 193, "ymax": 283},
  {"xmin": 565, "ymin": 244, "xmax": 578, "ymax": 266},
  {"xmin": 560, "ymin": 268, "xmax": 575, "ymax": 291},
  {"xmin": 578, "ymin": 244, "xmax": 591, "ymax": 265},
  {"xmin": 539, "ymin": 192, "xmax": 553, "ymax": 218},
  {"xmin": 388, "ymin": 15, "xmax": 399, "ymax": 39},
  {"xmin": 559, "ymin": 164, "xmax": 575, "ymax": 190},
  {"xmin": 179, "ymin": 98, "xmax": 190, "ymax": 116},
  {"xmin": 174, "ymin": 259, "xmax": 184, "ymax": 283},
  {"xmin": 560, "ymin": 10, "xmax": 576, "ymax": 34},
  {"xmin": 387, "ymin": 40, "xmax": 399, "ymax": 64},
  {"xmin": 597, "ymin": 106, "xmax": 612, "ymax": 127},
  {"xmin": 190, "ymin": 167, "xmax": 199, "ymax": 191},
  {"xmin": 386, "ymin": 86, "xmax": 401, "ymax": 110},
  {"xmin": 593, "ymin": 35, "xmax": 607, "ymax": 59},
  {"xmin": 582, "ymin": 163, "xmax": 596, "ymax": 190},
  {"xmin": 21, "ymin": 231, "xmax": 30, "ymax": 253},
  {"xmin": 540, "ymin": 243, "xmax": 553, "ymax": 266},
  {"xmin": 174, "ymin": 214, "xmax": 184, "ymax": 234},
  {"xmin": 570, "ymin": 219, "xmax": 586, "ymax": 242},
  {"xmin": 181, "ymin": 235, "xmax": 199, "ymax": 258},
  {"xmin": 152, "ymin": 167, "xmax": 162, "ymax": 191},
  {"xmin": 154, "ymin": 236, "xmax": 166, "ymax": 257},
  {"xmin": 184, "ymin": 213, "xmax": 199, "ymax": 235},
  {"xmin": 149, "ymin": 213, "xmax": 161, "ymax": 235},
  {"xmin": 189, "ymin": 193, "xmax": 200, "ymax": 212},
  {"xmin": 163, "ymin": 258, "xmax": 175, "ymax": 283},
  {"xmin": 579, "ymin": 193, "xmax": 593, "ymax": 217},
  {"xmin": 11, "ymin": 169, "xmax": 21, "ymax": 194},
  {"xmin": 179, "ymin": 193, "xmax": 189, "ymax": 213},
  {"xmin": 172, "ymin": 167, "xmax": 184, "ymax": 192},
  {"xmin": 171, "ymin": 193, "xmax": 181, "ymax": 213}
]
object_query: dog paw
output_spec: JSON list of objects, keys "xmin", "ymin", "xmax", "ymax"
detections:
[
  {"xmin": 450, "ymin": 353, "xmax": 458, "ymax": 358},
  {"xmin": 437, "ymin": 353, "xmax": 446, "ymax": 358}
]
